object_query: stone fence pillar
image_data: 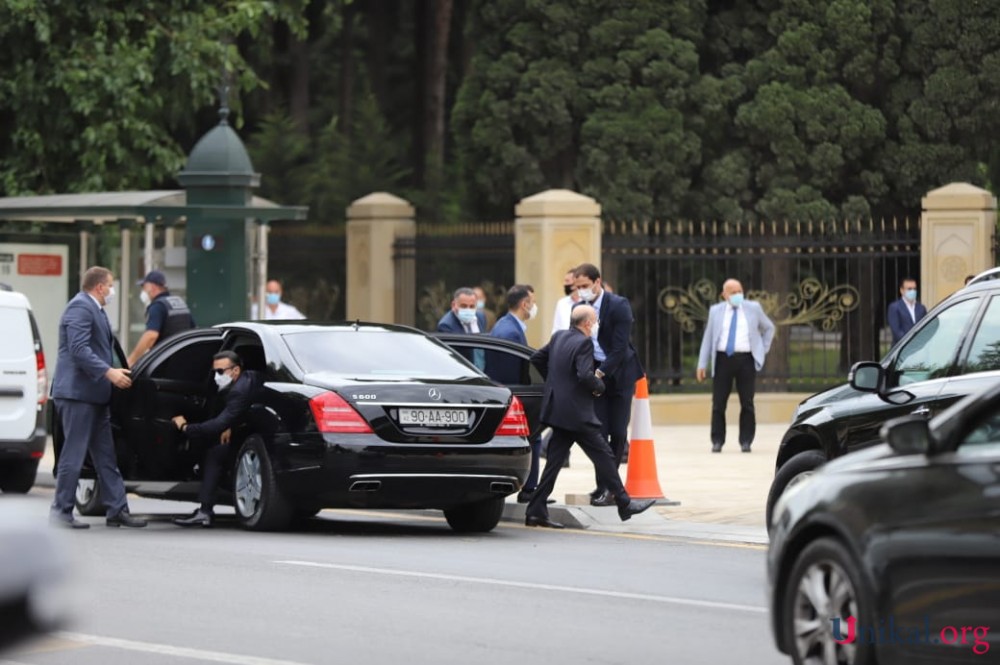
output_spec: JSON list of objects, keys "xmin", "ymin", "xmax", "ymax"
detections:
[
  {"xmin": 921, "ymin": 183, "xmax": 997, "ymax": 308},
  {"xmin": 515, "ymin": 189, "xmax": 601, "ymax": 348},
  {"xmin": 346, "ymin": 192, "xmax": 415, "ymax": 323}
]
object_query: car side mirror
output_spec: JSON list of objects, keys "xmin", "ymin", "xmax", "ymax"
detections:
[
  {"xmin": 849, "ymin": 361, "xmax": 883, "ymax": 393},
  {"xmin": 881, "ymin": 415, "xmax": 934, "ymax": 455}
]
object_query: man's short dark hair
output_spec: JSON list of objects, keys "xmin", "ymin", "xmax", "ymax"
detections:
[
  {"xmin": 453, "ymin": 287, "xmax": 476, "ymax": 301},
  {"xmin": 82, "ymin": 266, "xmax": 112, "ymax": 292},
  {"xmin": 900, "ymin": 277, "xmax": 917, "ymax": 288},
  {"xmin": 506, "ymin": 284, "xmax": 533, "ymax": 310},
  {"xmin": 573, "ymin": 263, "xmax": 601, "ymax": 281},
  {"xmin": 213, "ymin": 351, "xmax": 242, "ymax": 368}
]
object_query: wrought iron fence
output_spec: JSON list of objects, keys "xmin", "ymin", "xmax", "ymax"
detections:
[
  {"xmin": 268, "ymin": 222, "xmax": 346, "ymax": 320},
  {"xmin": 602, "ymin": 218, "xmax": 922, "ymax": 393},
  {"xmin": 393, "ymin": 221, "xmax": 516, "ymax": 331}
]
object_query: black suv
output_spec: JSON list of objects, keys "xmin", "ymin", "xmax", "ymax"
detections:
[{"xmin": 765, "ymin": 272, "xmax": 1000, "ymax": 530}]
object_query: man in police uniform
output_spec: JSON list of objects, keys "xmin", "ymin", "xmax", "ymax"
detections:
[{"xmin": 126, "ymin": 270, "xmax": 195, "ymax": 366}]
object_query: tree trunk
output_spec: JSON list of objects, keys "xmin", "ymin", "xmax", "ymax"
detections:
[
  {"xmin": 423, "ymin": 0, "xmax": 453, "ymax": 217},
  {"xmin": 289, "ymin": 36, "xmax": 310, "ymax": 133},
  {"xmin": 365, "ymin": 0, "xmax": 391, "ymax": 113},
  {"xmin": 411, "ymin": 0, "xmax": 429, "ymax": 188},
  {"xmin": 338, "ymin": 2, "xmax": 357, "ymax": 135}
]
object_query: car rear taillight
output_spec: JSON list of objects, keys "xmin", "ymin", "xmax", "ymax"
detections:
[
  {"xmin": 309, "ymin": 391, "xmax": 373, "ymax": 434},
  {"xmin": 495, "ymin": 396, "xmax": 529, "ymax": 437},
  {"xmin": 36, "ymin": 349, "xmax": 47, "ymax": 404}
]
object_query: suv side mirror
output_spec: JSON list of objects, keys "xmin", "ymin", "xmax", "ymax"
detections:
[
  {"xmin": 881, "ymin": 414, "xmax": 934, "ymax": 455},
  {"xmin": 849, "ymin": 361, "xmax": 883, "ymax": 392}
]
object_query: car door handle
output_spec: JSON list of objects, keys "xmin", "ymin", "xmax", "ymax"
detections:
[{"xmin": 911, "ymin": 406, "xmax": 931, "ymax": 417}]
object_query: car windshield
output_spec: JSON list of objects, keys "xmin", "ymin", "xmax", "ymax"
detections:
[{"xmin": 282, "ymin": 329, "xmax": 482, "ymax": 379}]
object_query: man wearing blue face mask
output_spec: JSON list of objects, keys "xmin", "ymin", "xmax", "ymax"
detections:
[
  {"xmin": 437, "ymin": 287, "xmax": 487, "ymax": 334},
  {"xmin": 251, "ymin": 279, "xmax": 306, "ymax": 320},
  {"xmin": 697, "ymin": 278, "xmax": 775, "ymax": 453},
  {"xmin": 887, "ymin": 277, "xmax": 926, "ymax": 344}
]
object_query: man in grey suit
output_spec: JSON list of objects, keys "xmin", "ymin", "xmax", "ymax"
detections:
[
  {"xmin": 50, "ymin": 266, "xmax": 146, "ymax": 529},
  {"xmin": 696, "ymin": 279, "xmax": 775, "ymax": 453}
]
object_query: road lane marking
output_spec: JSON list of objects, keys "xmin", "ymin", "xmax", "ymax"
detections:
[
  {"xmin": 54, "ymin": 632, "xmax": 313, "ymax": 665},
  {"xmin": 275, "ymin": 560, "xmax": 767, "ymax": 614}
]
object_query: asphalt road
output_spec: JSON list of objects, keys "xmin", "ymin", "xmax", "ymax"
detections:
[{"xmin": 3, "ymin": 491, "xmax": 786, "ymax": 665}]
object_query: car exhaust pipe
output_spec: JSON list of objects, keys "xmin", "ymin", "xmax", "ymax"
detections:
[
  {"xmin": 349, "ymin": 480, "xmax": 382, "ymax": 492},
  {"xmin": 490, "ymin": 481, "xmax": 515, "ymax": 494}
]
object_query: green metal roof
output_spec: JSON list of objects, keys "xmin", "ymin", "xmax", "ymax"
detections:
[{"xmin": 0, "ymin": 190, "xmax": 306, "ymax": 223}]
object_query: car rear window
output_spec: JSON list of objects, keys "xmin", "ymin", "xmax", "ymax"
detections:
[
  {"xmin": 282, "ymin": 330, "xmax": 482, "ymax": 379},
  {"xmin": 0, "ymin": 307, "xmax": 33, "ymax": 361}
]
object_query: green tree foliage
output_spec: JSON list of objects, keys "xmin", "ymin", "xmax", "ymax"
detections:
[{"xmin": 0, "ymin": 0, "xmax": 305, "ymax": 195}]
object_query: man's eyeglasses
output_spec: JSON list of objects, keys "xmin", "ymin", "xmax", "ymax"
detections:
[{"xmin": 213, "ymin": 366, "xmax": 236, "ymax": 375}]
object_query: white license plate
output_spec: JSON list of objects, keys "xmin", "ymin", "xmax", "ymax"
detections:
[{"xmin": 398, "ymin": 408, "xmax": 469, "ymax": 427}]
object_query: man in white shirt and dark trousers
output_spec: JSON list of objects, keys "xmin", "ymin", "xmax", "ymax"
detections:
[{"xmin": 696, "ymin": 278, "xmax": 775, "ymax": 453}]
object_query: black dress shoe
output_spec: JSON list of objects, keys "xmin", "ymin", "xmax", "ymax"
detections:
[
  {"xmin": 174, "ymin": 509, "xmax": 213, "ymax": 528},
  {"xmin": 50, "ymin": 515, "xmax": 89, "ymax": 529},
  {"xmin": 740, "ymin": 443, "xmax": 752, "ymax": 453},
  {"xmin": 106, "ymin": 509, "xmax": 147, "ymax": 528},
  {"xmin": 590, "ymin": 490, "xmax": 616, "ymax": 507},
  {"xmin": 711, "ymin": 443, "xmax": 723, "ymax": 453},
  {"xmin": 525, "ymin": 515, "xmax": 565, "ymax": 529},
  {"xmin": 618, "ymin": 498, "xmax": 656, "ymax": 521}
]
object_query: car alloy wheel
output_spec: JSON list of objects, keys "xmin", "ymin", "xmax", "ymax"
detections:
[
  {"xmin": 74, "ymin": 478, "xmax": 103, "ymax": 516},
  {"xmin": 235, "ymin": 447, "xmax": 263, "ymax": 518},
  {"xmin": 783, "ymin": 538, "xmax": 873, "ymax": 665}
]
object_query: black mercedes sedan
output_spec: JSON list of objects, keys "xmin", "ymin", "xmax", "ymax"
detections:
[
  {"xmin": 768, "ymin": 378, "xmax": 1000, "ymax": 665},
  {"xmin": 57, "ymin": 322, "xmax": 531, "ymax": 532}
]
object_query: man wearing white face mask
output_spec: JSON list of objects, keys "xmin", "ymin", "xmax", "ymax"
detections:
[
  {"xmin": 127, "ymin": 271, "xmax": 195, "ymax": 367},
  {"xmin": 696, "ymin": 278, "xmax": 775, "ymax": 453},
  {"xmin": 171, "ymin": 351, "xmax": 263, "ymax": 527}
]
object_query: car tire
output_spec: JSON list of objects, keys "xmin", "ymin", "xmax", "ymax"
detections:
[
  {"xmin": 766, "ymin": 450, "xmax": 826, "ymax": 533},
  {"xmin": 781, "ymin": 537, "xmax": 875, "ymax": 665},
  {"xmin": 74, "ymin": 478, "xmax": 103, "ymax": 516},
  {"xmin": 444, "ymin": 497, "xmax": 505, "ymax": 533},
  {"xmin": 0, "ymin": 459, "xmax": 39, "ymax": 494},
  {"xmin": 233, "ymin": 435, "xmax": 293, "ymax": 531}
]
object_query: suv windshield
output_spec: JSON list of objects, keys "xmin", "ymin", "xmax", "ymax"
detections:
[{"xmin": 282, "ymin": 330, "xmax": 482, "ymax": 379}]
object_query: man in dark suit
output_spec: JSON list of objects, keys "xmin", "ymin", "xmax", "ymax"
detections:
[
  {"xmin": 437, "ymin": 286, "xmax": 488, "ymax": 370},
  {"xmin": 436, "ymin": 287, "xmax": 488, "ymax": 333},
  {"xmin": 572, "ymin": 263, "xmax": 645, "ymax": 506},
  {"xmin": 524, "ymin": 305, "xmax": 655, "ymax": 528},
  {"xmin": 171, "ymin": 351, "xmax": 263, "ymax": 527},
  {"xmin": 50, "ymin": 266, "xmax": 147, "ymax": 529},
  {"xmin": 488, "ymin": 284, "xmax": 543, "ymax": 503},
  {"xmin": 887, "ymin": 277, "xmax": 927, "ymax": 344}
]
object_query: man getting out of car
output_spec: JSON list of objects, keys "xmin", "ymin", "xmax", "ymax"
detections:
[{"xmin": 171, "ymin": 351, "xmax": 262, "ymax": 527}]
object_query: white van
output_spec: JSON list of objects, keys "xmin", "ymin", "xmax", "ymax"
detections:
[{"xmin": 0, "ymin": 288, "xmax": 47, "ymax": 493}]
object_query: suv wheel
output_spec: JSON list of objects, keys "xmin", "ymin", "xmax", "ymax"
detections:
[
  {"xmin": 0, "ymin": 459, "xmax": 39, "ymax": 493},
  {"xmin": 766, "ymin": 450, "xmax": 826, "ymax": 532},
  {"xmin": 782, "ymin": 537, "xmax": 874, "ymax": 665}
]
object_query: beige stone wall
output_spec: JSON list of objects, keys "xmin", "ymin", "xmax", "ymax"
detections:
[
  {"xmin": 345, "ymin": 192, "xmax": 415, "ymax": 323},
  {"xmin": 515, "ymin": 189, "xmax": 602, "ymax": 348},
  {"xmin": 921, "ymin": 183, "xmax": 997, "ymax": 308}
]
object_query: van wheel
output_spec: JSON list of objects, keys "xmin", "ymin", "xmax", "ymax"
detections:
[
  {"xmin": 0, "ymin": 459, "xmax": 39, "ymax": 494},
  {"xmin": 766, "ymin": 450, "xmax": 826, "ymax": 533},
  {"xmin": 233, "ymin": 435, "xmax": 293, "ymax": 531},
  {"xmin": 75, "ymin": 478, "xmax": 104, "ymax": 516},
  {"xmin": 444, "ymin": 498, "xmax": 505, "ymax": 533}
]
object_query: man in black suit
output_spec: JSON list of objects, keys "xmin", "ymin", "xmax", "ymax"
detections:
[
  {"xmin": 171, "ymin": 351, "xmax": 263, "ymax": 527},
  {"xmin": 572, "ymin": 263, "xmax": 644, "ymax": 506},
  {"xmin": 50, "ymin": 266, "xmax": 147, "ymax": 529},
  {"xmin": 525, "ymin": 305, "xmax": 655, "ymax": 528}
]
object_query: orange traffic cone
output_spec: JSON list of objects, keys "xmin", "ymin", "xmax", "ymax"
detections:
[{"xmin": 624, "ymin": 376, "xmax": 665, "ymax": 499}]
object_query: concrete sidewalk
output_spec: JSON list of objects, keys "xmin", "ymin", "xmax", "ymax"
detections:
[{"xmin": 35, "ymin": 422, "xmax": 781, "ymax": 545}]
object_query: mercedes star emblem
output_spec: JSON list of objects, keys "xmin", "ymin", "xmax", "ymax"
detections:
[{"xmin": 428, "ymin": 388, "xmax": 441, "ymax": 400}]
